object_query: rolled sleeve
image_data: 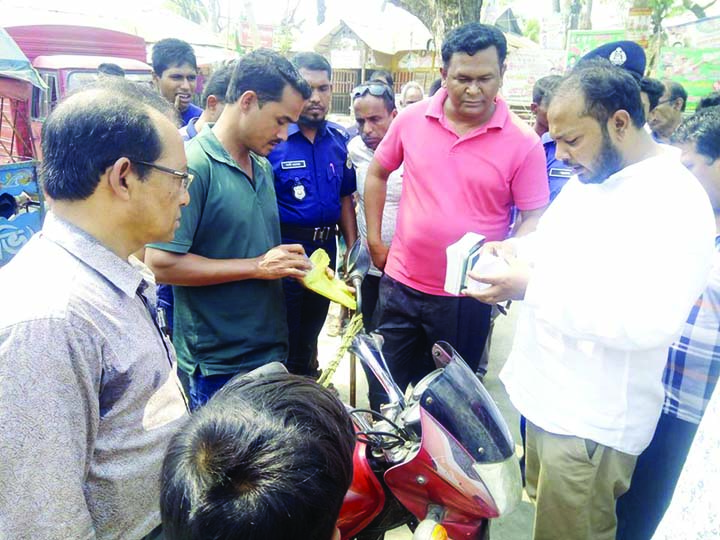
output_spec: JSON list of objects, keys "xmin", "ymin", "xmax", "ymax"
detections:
[{"xmin": 340, "ymin": 158, "xmax": 357, "ymax": 197}]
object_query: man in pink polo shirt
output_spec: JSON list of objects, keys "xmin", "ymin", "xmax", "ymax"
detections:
[{"xmin": 364, "ymin": 22, "xmax": 549, "ymax": 395}]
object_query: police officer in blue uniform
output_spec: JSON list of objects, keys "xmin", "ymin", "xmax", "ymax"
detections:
[{"xmin": 268, "ymin": 52, "xmax": 358, "ymax": 376}]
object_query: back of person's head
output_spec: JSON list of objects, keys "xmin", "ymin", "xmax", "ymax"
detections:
[
  {"xmin": 428, "ymin": 77, "xmax": 442, "ymax": 96},
  {"xmin": 97, "ymin": 62, "xmax": 125, "ymax": 78},
  {"xmin": 640, "ymin": 77, "xmax": 665, "ymax": 111},
  {"xmin": 152, "ymin": 38, "xmax": 198, "ymax": 76},
  {"xmin": 697, "ymin": 91, "xmax": 720, "ymax": 112},
  {"xmin": 553, "ymin": 58, "xmax": 645, "ymax": 129},
  {"xmin": 292, "ymin": 51, "xmax": 332, "ymax": 79},
  {"xmin": 202, "ymin": 61, "xmax": 235, "ymax": 104},
  {"xmin": 441, "ymin": 22, "xmax": 508, "ymax": 67},
  {"xmin": 674, "ymin": 106, "xmax": 720, "ymax": 162},
  {"xmin": 160, "ymin": 372, "xmax": 355, "ymax": 540},
  {"xmin": 41, "ymin": 79, "xmax": 176, "ymax": 201},
  {"xmin": 370, "ymin": 70, "xmax": 394, "ymax": 89},
  {"xmin": 226, "ymin": 49, "xmax": 311, "ymax": 106},
  {"xmin": 665, "ymin": 80, "xmax": 688, "ymax": 112},
  {"xmin": 532, "ymin": 75, "xmax": 562, "ymax": 105}
]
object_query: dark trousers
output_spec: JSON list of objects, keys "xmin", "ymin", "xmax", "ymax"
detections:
[
  {"xmin": 615, "ymin": 412, "xmax": 699, "ymax": 540},
  {"xmin": 373, "ymin": 275, "xmax": 492, "ymax": 399},
  {"xmin": 283, "ymin": 239, "xmax": 336, "ymax": 376},
  {"xmin": 358, "ymin": 274, "xmax": 387, "ymax": 410}
]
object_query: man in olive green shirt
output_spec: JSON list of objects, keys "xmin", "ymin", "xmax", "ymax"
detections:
[{"xmin": 146, "ymin": 50, "xmax": 312, "ymax": 409}]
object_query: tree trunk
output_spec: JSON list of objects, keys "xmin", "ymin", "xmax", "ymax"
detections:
[{"xmin": 580, "ymin": 0, "xmax": 593, "ymax": 29}]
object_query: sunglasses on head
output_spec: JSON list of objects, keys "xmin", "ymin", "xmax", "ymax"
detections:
[{"xmin": 351, "ymin": 83, "xmax": 394, "ymax": 100}]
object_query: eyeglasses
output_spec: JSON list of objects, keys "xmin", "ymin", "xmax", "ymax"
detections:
[
  {"xmin": 351, "ymin": 83, "xmax": 394, "ymax": 100},
  {"xmin": 135, "ymin": 160, "xmax": 194, "ymax": 191}
]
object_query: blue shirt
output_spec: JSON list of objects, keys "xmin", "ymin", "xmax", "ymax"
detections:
[
  {"xmin": 542, "ymin": 132, "xmax": 573, "ymax": 202},
  {"xmin": 268, "ymin": 121, "xmax": 356, "ymax": 228},
  {"xmin": 180, "ymin": 103, "xmax": 202, "ymax": 127}
]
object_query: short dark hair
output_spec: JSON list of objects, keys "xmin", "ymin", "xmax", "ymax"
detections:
[
  {"xmin": 226, "ymin": 49, "xmax": 311, "ymax": 106},
  {"xmin": 429, "ymin": 77, "xmax": 442, "ymax": 96},
  {"xmin": 673, "ymin": 106, "xmax": 720, "ymax": 162},
  {"xmin": 97, "ymin": 62, "xmax": 125, "ymax": 77},
  {"xmin": 160, "ymin": 372, "xmax": 355, "ymax": 540},
  {"xmin": 553, "ymin": 58, "xmax": 645, "ymax": 129},
  {"xmin": 201, "ymin": 61, "xmax": 235, "ymax": 104},
  {"xmin": 370, "ymin": 70, "xmax": 394, "ymax": 89},
  {"xmin": 640, "ymin": 77, "xmax": 665, "ymax": 111},
  {"xmin": 441, "ymin": 22, "xmax": 508, "ymax": 67},
  {"xmin": 353, "ymin": 81, "xmax": 396, "ymax": 113},
  {"xmin": 666, "ymin": 80, "xmax": 688, "ymax": 112},
  {"xmin": 532, "ymin": 75, "xmax": 562, "ymax": 105},
  {"xmin": 697, "ymin": 91, "xmax": 720, "ymax": 112},
  {"xmin": 152, "ymin": 38, "xmax": 198, "ymax": 76},
  {"xmin": 292, "ymin": 51, "xmax": 332, "ymax": 79},
  {"xmin": 41, "ymin": 80, "xmax": 176, "ymax": 201}
]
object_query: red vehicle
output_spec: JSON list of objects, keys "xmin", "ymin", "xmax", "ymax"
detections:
[{"xmin": 4, "ymin": 25, "xmax": 153, "ymax": 152}]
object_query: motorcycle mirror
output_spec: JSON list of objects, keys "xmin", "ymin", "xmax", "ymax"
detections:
[
  {"xmin": 351, "ymin": 333, "xmax": 405, "ymax": 409},
  {"xmin": 431, "ymin": 341, "xmax": 464, "ymax": 369}
]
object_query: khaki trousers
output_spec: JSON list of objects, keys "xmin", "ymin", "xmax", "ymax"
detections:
[{"xmin": 525, "ymin": 421, "xmax": 638, "ymax": 540}]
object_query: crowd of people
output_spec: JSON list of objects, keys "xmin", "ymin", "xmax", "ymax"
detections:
[{"xmin": 0, "ymin": 20, "xmax": 718, "ymax": 540}]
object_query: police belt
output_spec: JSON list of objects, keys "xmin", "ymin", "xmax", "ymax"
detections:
[{"xmin": 281, "ymin": 224, "xmax": 336, "ymax": 244}]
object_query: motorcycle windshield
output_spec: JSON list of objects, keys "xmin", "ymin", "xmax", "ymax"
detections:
[{"xmin": 420, "ymin": 356, "xmax": 515, "ymax": 463}]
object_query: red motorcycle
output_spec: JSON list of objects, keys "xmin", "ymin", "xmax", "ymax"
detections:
[{"xmin": 336, "ymin": 335, "xmax": 521, "ymax": 540}]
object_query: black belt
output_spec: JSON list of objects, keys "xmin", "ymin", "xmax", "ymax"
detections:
[{"xmin": 281, "ymin": 224, "xmax": 336, "ymax": 244}]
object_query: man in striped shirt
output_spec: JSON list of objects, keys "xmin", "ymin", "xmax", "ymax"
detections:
[{"xmin": 616, "ymin": 105, "xmax": 720, "ymax": 540}]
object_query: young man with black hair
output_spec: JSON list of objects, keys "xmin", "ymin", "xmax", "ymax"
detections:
[
  {"xmin": 146, "ymin": 49, "xmax": 313, "ymax": 410},
  {"xmin": 617, "ymin": 106, "xmax": 720, "ymax": 540},
  {"xmin": 649, "ymin": 80, "xmax": 688, "ymax": 143},
  {"xmin": 161, "ymin": 371, "xmax": 355, "ymax": 540},
  {"xmin": 0, "ymin": 80, "xmax": 189, "ymax": 539},
  {"xmin": 152, "ymin": 38, "xmax": 202, "ymax": 126},
  {"xmin": 157, "ymin": 61, "xmax": 237, "ymax": 345},
  {"xmin": 364, "ymin": 22, "xmax": 548, "ymax": 395},
  {"xmin": 465, "ymin": 60, "xmax": 715, "ymax": 540},
  {"xmin": 267, "ymin": 51, "xmax": 357, "ymax": 377}
]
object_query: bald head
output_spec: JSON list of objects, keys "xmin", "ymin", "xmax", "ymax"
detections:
[{"xmin": 42, "ymin": 81, "xmax": 179, "ymax": 201}]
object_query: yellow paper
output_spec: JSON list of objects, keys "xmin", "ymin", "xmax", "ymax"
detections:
[{"xmin": 302, "ymin": 249, "xmax": 357, "ymax": 310}]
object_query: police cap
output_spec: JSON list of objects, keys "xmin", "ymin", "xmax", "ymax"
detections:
[{"xmin": 579, "ymin": 40, "xmax": 646, "ymax": 80}]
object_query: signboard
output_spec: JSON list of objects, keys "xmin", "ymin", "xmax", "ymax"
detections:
[
  {"xmin": 0, "ymin": 161, "xmax": 43, "ymax": 266},
  {"xmin": 627, "ymin": 7, "xmax": 652, "ymax": 48},
  {"xmin": 566, "ymin": 29, "xmax": 626, "ymax": 69},
  {"xmin": 655, "ymin": 47, "xmax": 720, "ymax": 111},
  {"xmin": 503, "ymin": 48, "xmax": 567, "ymax": 105}
]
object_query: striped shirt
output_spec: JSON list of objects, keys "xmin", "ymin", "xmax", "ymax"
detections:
[{"xmin": 663, "ymin": 239, "xmax": 720, "ymax": 424}]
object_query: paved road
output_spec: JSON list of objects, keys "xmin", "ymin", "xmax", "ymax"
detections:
[{"xmin": 317, "ymin": 305, "xmax": 534, "ymax": 540}]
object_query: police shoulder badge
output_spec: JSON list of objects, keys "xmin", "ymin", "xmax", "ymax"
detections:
[{"xmin": 609, "ymin": 47, "xmax": 627, "ymax": 67}]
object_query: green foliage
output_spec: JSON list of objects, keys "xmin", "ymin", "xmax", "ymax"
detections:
[
  {"xmin": 164, "ymin": 0, "xmax": 208, "ymax": 25},
  {"xmin": 524, "ymin": 18, "xmax": 540, "ymax": 42}
]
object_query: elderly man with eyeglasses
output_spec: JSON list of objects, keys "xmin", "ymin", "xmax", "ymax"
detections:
[{"xmin": 0, "ymin": 80, "xmax": 189, "ymax": 539}]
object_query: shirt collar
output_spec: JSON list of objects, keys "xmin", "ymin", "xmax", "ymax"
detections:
[
  {"xmin": 41, "ymin": 212, "xmax": 146, "ymax": 298},
  {"xmin": 425, "ymin": 87, "xmax": 508, "ymax": 133},
  {"xmin": 186, "ymin": 117, "xmax": 199, "ymax": 139},
  {"xmin": 196, "ymin": 125, "xmax": 263, "ymax": 173},
  {"xmin": 287, "ymin": 121, "xmax": 328, "ymax": 139}
]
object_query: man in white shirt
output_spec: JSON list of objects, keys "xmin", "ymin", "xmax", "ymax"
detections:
[
  {"xmin": 347, "ymin": 80, "xmax": 402, "ymax": 409},
  {"xmin": 464, "ymin": 60, "xmax": 715, "ymax": 540}
]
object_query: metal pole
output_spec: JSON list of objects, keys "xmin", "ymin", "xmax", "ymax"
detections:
[{"xmin": 349, "ymin": 351, "xmax": 357, "ymax": 407}]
